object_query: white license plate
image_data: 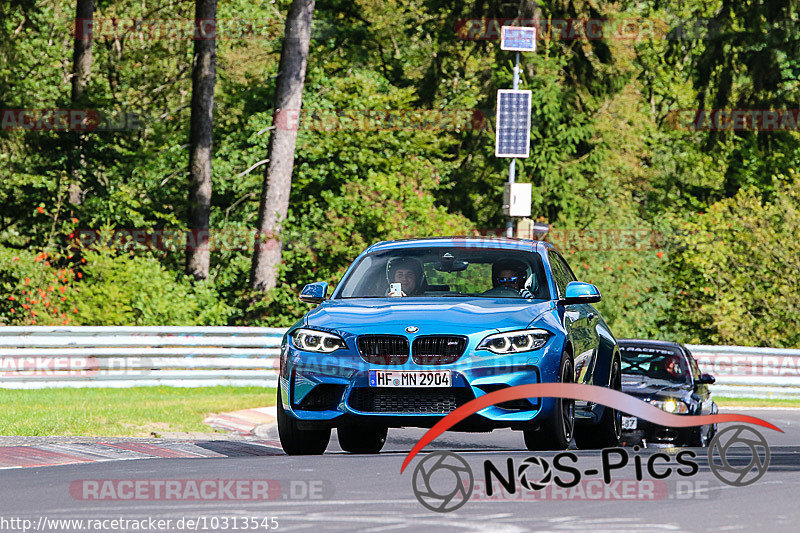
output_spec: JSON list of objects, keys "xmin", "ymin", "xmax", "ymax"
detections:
[
  {"xmin": 369, "ymin": 370, "xmax": 451, "ymax": 388},
  {"xmin": 622, "ymin": 416, "xmax": 638, "ymax": 430}
]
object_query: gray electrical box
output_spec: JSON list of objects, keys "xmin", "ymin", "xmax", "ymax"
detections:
[{"xmin": 502, "ymin": 182, "xmax": 532, "ymax": 217}]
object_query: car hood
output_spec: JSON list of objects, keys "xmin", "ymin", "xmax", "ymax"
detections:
[
  {"xmin": 305, "ymin": 298, "xmax": 553, "ymax": 335},
  {"xmin": 622, "ymin": 375, "xmax": 693, "ymax": 400}
]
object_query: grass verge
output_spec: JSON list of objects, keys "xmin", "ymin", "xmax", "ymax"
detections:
[
  {"xmin": 714, "ymin": 397, "xmax": 800, "ymax": 408},
  {"xmin": 0, "ymin": 386, "xmax": 276, "ymax": 436}
]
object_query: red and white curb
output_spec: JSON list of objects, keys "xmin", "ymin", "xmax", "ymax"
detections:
[
  {"xmin": 204, "ymin": 406, "xmax": 277, "ymax": 435},
  {"xmin": 0, "ymin": 439, "xmax": 284, "ymax": 470},
  {"xmin": 0, "ymin": 405, "xmax": 283, "ymax": 469}
]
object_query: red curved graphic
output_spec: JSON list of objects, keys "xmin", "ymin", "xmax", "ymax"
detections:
[{"xmin": 400, "ymin": 383, "xmax": 782, "ymax": 473}]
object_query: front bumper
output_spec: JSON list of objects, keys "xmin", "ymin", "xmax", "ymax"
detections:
[
  {"xmin": 279, "ymin": 330, "xmax": 566, "ymax": 430},
  {"xmin": 621, "ymin": 418, "xmax": 699, "ymax": 446}
]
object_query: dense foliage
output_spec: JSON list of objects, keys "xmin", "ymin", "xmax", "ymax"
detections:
[{"xmin": 1, "ymin": 0, "xmax": 798, "ymax": 345}]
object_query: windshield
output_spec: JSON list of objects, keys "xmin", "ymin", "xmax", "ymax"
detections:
[
  {"xmin": 620, "ymin": 346, "xmax": 691, "ymax": 384},
  {"xmin": 335, "ymin": 246, "xmax": 550, "ymax": 299}
]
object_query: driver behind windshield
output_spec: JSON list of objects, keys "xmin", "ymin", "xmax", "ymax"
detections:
[
  {"xmin": 386, "ymin": 257, "xmax": 424, "ymax": 296},
  {"xmin": 652, "ymin": 354, "xmax": 688, "ymax": 381},
  {"xmin": 492, "ymin": 259, "xmax": 534, "ymax": 298}
]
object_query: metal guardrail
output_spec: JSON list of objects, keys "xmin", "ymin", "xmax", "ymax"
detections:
[
  {"xmin": 687, "ymin": 344, "xmax": 800, "ymax": 399},
  {"xmin": 0, "ymin": 327, "xmax": 284, "ymax": 389},
  {"xmin": 0, "ymin": 328, "xmax": 797, "ymax": 398}
]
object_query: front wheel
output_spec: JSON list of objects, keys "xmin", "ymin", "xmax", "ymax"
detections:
[
  {"xmin": 524, "ymin": 351, "xmax": 574, "ymax": 451},
  {"xmin": 277, "ymin": 387, "xmax": 331, "ymax": 455},
  {"xmin": 574, "ymin": 357, "xmax": 622, "ymax": 449},
  {"xmin": 337, "ymin": 425, "xmax": 387, "ymax": 454}
]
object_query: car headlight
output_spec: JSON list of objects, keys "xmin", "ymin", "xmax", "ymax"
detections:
[
  {"xmin": 477, "ymin": 329, "xmax": 551, "ymax": 354},
  {"xmin": 648, "ymin": 398, "xmax": 689, "ymax": 414},
  {"xmin": 292, "ymin": 328, "xmax": 347, "ymax": 353}
]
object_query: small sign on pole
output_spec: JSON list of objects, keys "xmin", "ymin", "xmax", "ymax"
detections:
[
  {"xmin": 500, "ymin": 26, "xmax": 537, "ymax": 52},
  {"xmin": 495, "ymin": 89, "xmax": 532, "ymax": 158}
]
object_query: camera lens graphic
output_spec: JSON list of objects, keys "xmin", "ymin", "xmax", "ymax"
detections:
[
  {"xmin": 708, "ymin": 425, "xmax": 770, "ymax": 487},
  {"xmin": 517, "ymin": 456, "xmax": 552, "ymax": 491},
  {"xmin": 411, "ymin": 451, "xmax": 474, "ymax": 513}
]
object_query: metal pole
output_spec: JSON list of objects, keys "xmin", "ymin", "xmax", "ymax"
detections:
[{"xmin": 506, "ymin": 52, "xmax": 520, "ymax": 239}]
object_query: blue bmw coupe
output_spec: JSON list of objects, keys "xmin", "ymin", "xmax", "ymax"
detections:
[{"xmin": 277, "ymin": 237, "xmax": 622, "ymax": 454}]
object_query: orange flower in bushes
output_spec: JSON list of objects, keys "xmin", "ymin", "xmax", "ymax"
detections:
[
  {"xmin": 36, "ymin": 206, "xmax": 44, "ymax": 214},
  {"xmin": 59, "ymin": 286, "xmax": 66, "ymax": 294}
]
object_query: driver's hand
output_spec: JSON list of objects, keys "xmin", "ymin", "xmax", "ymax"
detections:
[{"xmin": 388, "ymin": 290, "xmax": 407, "ymax": 297}]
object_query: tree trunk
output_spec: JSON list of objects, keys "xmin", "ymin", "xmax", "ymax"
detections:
[
  {"xmin": 69, "ymin": 0, "xmax": 94, "ymax": 205},
  {"xmin": 250, "ymin": 0, "xmax": 315, "ymax": 291},
  {"xmin": 186, "ymin": 0, "xmax": 218, "ymax": 280},
  {"xmin": 71, "ymin": 0, "xmax": 93, "ymax": 102}
]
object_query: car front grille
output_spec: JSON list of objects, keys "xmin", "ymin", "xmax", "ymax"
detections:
[
  {"xmin": 347, "ymin": 387, "xmax": 474, "ymax": 414},
  {"xmin": 357, "ymin": 335, "xmax": 409, "ymax": 365},
  {"xmin": 412, "ymin": 335, "xmax": 468, "ymax": 365}
]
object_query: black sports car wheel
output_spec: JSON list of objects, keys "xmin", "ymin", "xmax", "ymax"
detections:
[
  {"xmin": 575, "ymin": 357, "xmax": 622, "ymax": 449},
  {"xmin": 524, "ymin": 350, "xmax": 574, "ymax": 451},
  {"xmin": 337, "ymin": 425, "xmax": 387, "ymax": 454},
  {"xmin": 277, "ymin": 388, "xmax": 331, "ymax": 455}
]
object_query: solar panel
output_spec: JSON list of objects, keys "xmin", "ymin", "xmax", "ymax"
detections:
[
  {"xmin": 495, "ymin": 89, "xmax": 532, "ymax": 158},
  {"xmin": 500, "ymin": 26, "xmax": 537, "ymax": 52}
]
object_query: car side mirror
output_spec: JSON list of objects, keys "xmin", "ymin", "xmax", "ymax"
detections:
[
  {"xmin": 697, "ymin": 373, "xmax": 715, "ymax": 385},
  {"xmin": 299, "ymin": 282, "xmax": 328, "ymax": 304},
  {"xmin": 561, "ymin": 281, "xmax": 601, "ymax": 305}
]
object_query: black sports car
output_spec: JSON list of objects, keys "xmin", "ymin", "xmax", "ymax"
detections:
[{"xmin": 619, "ymin": 339, "xmax": 718, "ymax": 447}]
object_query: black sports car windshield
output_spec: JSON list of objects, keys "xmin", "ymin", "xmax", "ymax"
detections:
[
  {"xmin": 620, "ymin": 346, "xmax": 691, "ymax": 384},
  {"xmin": 336, "ymin": 247, "xmax": 550, "ymax": 299}
]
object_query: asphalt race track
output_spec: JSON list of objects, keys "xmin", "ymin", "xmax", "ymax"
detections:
[{"xmin": 1, "ymin": 408, "xmax": 798, "ymax": 532}]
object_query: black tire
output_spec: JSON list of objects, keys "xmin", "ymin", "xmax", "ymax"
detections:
[
  {"xmin": 524, "ymin": 350, "xmax": 574, "ymax": 451},
  {"xmin": 575, "ymin": 357, "xmax": 622, "ymax": 449},
  {"xmin": 689, "ymin": 422, "xmax": 715, "ymax": 447},
  {"xmin": 337, "ymin": 425, "xmax": 387, "ymax": 454},
  {"xmin": 707, "ymin": 422, "xmax": 717, "ymax": 444},
  {"xmin": 277, "ymin": 388, "xmax": 331, "ymax": 455}
]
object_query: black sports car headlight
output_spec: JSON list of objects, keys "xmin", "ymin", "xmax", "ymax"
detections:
[
  {"xmin": 477, "ymin": 329, "xmax": 551, "ymax": 354},
  {"xmin": 292, "ymin": 328, "xmax": 347, "ymax": 353},
  {"xmin": 647, "ymin": 398, "xmax": 690, "ymax": 414}
]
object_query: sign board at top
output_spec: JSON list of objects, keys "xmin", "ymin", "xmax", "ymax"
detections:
[{"xmin": 500, "ymin": 26, "xmax": 537, "ymax": 52}]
